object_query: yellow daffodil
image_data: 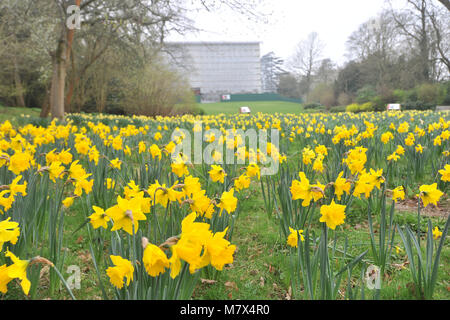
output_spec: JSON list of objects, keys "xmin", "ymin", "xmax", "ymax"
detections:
[
  {"xmin": 418, "ymin": 184, "xmax": 443, "ymax": 207},
  {"xmin": 106, "ymin": 255, "xmax": 134, "ymax": 289},
  {"xmin": 110, "ymin": 158, "xmax": 122, "ymax": 170},
  {"xmin": 438, "ymin": 164, "xmax": 450, "ymax": 182},
  {"xmin": 106, "ymin": 196, "xmax": 147, "ymax": 235},
  {"xmin": 392, "ymin": 186, "xmax": 405, "ymax": 203},
  {"xmin": 431, "ymin": 226, "xmax": 442, "ymax": 240},
  {"xmin": 0, "ymin": 218, "xmax": 20, "ymax": 251},
  {"xmin": 287, "ymin": 227, "xmax": 304, "ymax": 248},
  {"xmin": 218, "ymin": 188, "xmax": 238, "ymax": 215},
  {"xmin": 5, "ymin": 250, "xmax": 31, "ymax": 295},
  {"xmin": 142, "ymin": 242, "xmax": 170, "ymax": 277},
  {"xmin": 89, "ymin": 206, "xmax": 110, "ymax": 229},
  {"xmin": 319, "ymin": 200, "xmax": 346, "ymax": 230},
  {"xmin": 209, "ymin": 165, "xmax": 227, "ymax": 183}
]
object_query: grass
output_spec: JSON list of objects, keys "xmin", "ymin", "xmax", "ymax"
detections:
[
  {"xmin": 198, "ymin": 101, "xmax": 304, "ymax": 115},
  {"xmin": 0, "ymin": 105, "xmax": 40, "ymax": 124},
  {"xmin": 1, "ymin": 105, "xmax": 448, "ymax": 300},
  {"xmin": 193, "ymin": 184, "xmax": 450, "ymax": 300},
  {"xmin": 0, "ymin": 101, "xmax": 304, "ymax": 120}
]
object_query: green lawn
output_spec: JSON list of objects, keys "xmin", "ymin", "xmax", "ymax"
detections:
[
  {"xmin": 0, "ymin": 101, "xmax": 304, "ymax": 120},
  {"xmin": 0, "ymin": 105, "xmax": 40, "ymax": 124},
  {"xmin": 198, "ymin": 101, "xmax": 304, "ymax": 115}
]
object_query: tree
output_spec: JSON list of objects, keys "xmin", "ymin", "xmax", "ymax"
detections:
[
  {"xmin": 426, "ymin": 3, "xmax": 450, "ymax": 74},
  {"xmin": 261, "ymin": 52, "xmax": 285, "ymax": 93},
  {"xmin": 0, "ymin": 0, "xmax": 269, "ymax": 117},
  {"xmin": 0, "ymin": 2, "xmax": 52, "ymax": 109},
  {"xmin": 389, "ymin": 0, "xmax": 450, "ymax": 82},
  {"xmin": 277, "ymin": 73, "xmax": 302, "ymax": 99},
  {"xmin": 335, "ymin": 61, "xmax": 363, "ymax": 98},
  {"xmin": 120, "ymin": 57, "xmax": 195, "ymax": 117},
  {"xmin": 287, "ymin": 32, "xmax": 325, "ymax": 98},
  {"xmin": 315, "ymin": 58, "xmax": 337, "ymax": 85},
  {"xmin": 346, "ymin": 12, "xmax": 403, "ymax": 89},
  {"xmin": 307, "ymin": 83, "xmax": 336, "ymax": 108}
]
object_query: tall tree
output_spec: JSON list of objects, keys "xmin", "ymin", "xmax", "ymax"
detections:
[
  {"xmin": 287, "ymin": 32, "xmax": 325, "ymax": 98},
  {"xmin": 389, "ymin": 0, "xmax": 449, "ymax": 82},
  {"xmin": 315, "ymin": 58, "xmax": 337, "ymax": 85},
  {"xmin": 346, "ymin": 13, "xmax": 402, "ymax": 88},
  {"xmin": 261, "ymin": 52, "xmax": 285, "ymax": 93}
]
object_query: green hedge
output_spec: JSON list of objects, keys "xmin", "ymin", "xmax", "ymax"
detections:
[{"xmin": 221, "ymin": 93, "xmax": 303, "ymax": 104}]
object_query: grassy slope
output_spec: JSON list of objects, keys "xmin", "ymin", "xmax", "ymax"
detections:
[
  {"xmin": 0, "ymin": 106, "xmax": 41, "ymax": 124},
  {"xmin": 199, "ymin": 101, "xmax": 303, "ymax": 115}
]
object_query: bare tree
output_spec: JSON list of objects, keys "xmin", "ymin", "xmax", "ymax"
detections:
[
  {"xmin": 315, "ymin": 58, "xmax": 337, "ymax": 85},
  {"xmin": 426, "ymin": 2, "xmax": 450, "ymax": 74},
  {"xmin": 287, "ymin": 32, "xmax": 325, "ymax": 97},
  {"xmin": 30, "ymin": 0, "xmax": 194, "ymax": 119},
  {"xmin": 389, "ymin": 0, "xmax": 449, "ymax": 82},
  {"xmin": 346, "ymin": 12, "xmax": 404, "ymax": 87}
]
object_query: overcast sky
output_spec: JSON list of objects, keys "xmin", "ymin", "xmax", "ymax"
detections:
[{"xmin": 168, "ymin": 0, "xmax": 406, "ymax": 67}]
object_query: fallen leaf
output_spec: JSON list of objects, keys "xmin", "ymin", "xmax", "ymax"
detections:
[
  {"xmin": 286, "ymin": 286, "xmax": 292, "ymax": 300},
  {"xmin": 260, "ymin": 276, "xmax": 265, "ymax": 287},
  {"xmin": 201, "ymin": 279, "xmax": 217, "ymax": 285},
  {"xmin": 225, "ymin": 281, "xmax": 238, "ymax": 291}
]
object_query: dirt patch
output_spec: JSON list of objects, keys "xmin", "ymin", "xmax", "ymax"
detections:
[{"xmin": 394, "ymin": 197, "xmax": 450, "ymax": 218}]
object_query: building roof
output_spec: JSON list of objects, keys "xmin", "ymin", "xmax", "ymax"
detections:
[{"xmin": 166, "ymin": 41, "xmax": 261, "ymax": 46}]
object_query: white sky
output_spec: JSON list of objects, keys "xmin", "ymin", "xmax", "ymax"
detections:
[{"xmin": 168, "ymin": 0, "xmax": 406, "ymax": 67}]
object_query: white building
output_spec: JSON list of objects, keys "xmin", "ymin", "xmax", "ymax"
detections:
[{"xmin": 165, "ymin": 41, "xmax": 262, "ymax": 102}]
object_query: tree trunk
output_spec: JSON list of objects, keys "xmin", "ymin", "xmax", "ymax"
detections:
[
  {"xmin": 13, "ymin": 56, "xmax": 26, "ymax": 107},
  {"xmin": 65, "ymin": 51, "xmax": 76, "ymax": 113},
  {"xmin": 50, "ymin": 39, "xmax": 67, "ymax": 120},
  {"xmin": 64, "ymin": 0, "xmax": 81, "ymax": 114},
  {"xmin": 40, "ymin": 88, "xmax": 51, "ymax": 118},
  {"xmin": 48, "ymin": 0, "xmax": 81, "ymax": 120}
]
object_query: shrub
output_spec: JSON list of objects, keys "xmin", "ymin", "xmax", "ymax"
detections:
[
  {"xmin": 190, "ymin": 106, "xmax": 205, "ymax": 116},
  {"xmin": 404, "ymin": 89, "xmax": 418, "ymax": 102},
  {"xmin": 402, "ymin": 101, "xmax": 436, "ymax": 111},
  {"xmin": 370, "ymin": 96, "xmax": 386, "ymax": 112},
  {"xmin": 304, "ymin": 102, "xmax": 323, "ymax": 109},
  {"xmin": 356, "ymin": 85, "xmax": 377, "ymax": 104},
  {"xmin": 393, "ymin": 89, "xmax": 406, "ymax": 103},
  {"xmin": 345, "ymin": 102, "xmax": 373, "ymax": 113},
  {"xmin": 437, "ymin": 82, "xmax": 449, "ymax": 105},
  {"xmin": 120, "ymin": 61, "xmax": 195, "ymax": 117},
  {"xmin": 329, "ymin": 105, "xmax": 347, "ymax": 113},
  {"xmin": 360, "ymin": 102, "xmax": 373, "ymax": 112},
  {"xmin": 337, "ymin": 92, "xmax": 351, "ymax": 106},
  {"xmin": 346, "ymin": 103, "xmax": 360, "ymax": 113},
  {"xmin": 416, "ymin": 83, "xmax": 439, "ymax": 104}
]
